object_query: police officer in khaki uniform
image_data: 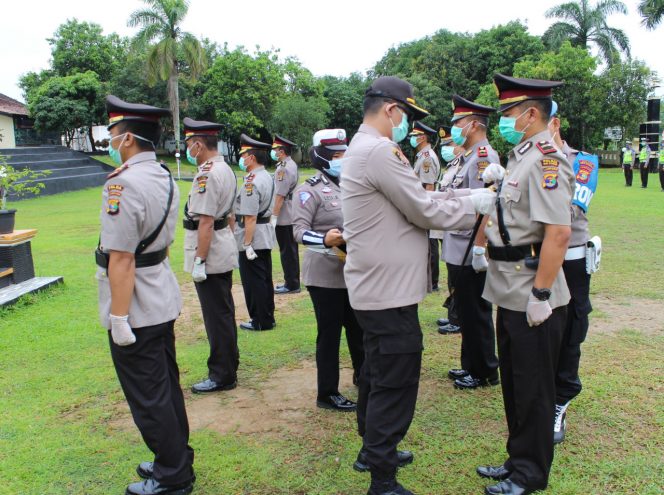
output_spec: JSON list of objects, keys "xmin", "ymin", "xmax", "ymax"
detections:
[
  {"xmin": 475, "ymin": 75, "xmax": 574, "ymax": 495},
  {"xmin": 442, "ymin": 95, "xmax": 501, "ymax": 390},
  {"xmin": 182, "ymin": 117, "xmax": 240, "ymax": 394},
  {"xmin": 271, "ymin": 135, "xmax": 301, "ymax": 294},
  {"xmin": 291, "ymin": 128, "xmax": 364, "ymax": 412},
  {"xmin": 97, "ymin": 96, "xmax": 194, "ymax": 495},
  {"xmin": 409, "ymin": 121, "xmax": 443, "ymax": 292},
  {"xmin": 341, "ymin": 76, "xmax": 496, "ymax": 495},
  {"xmin": 235, "ymin": 134, "xmax": 276, "ymax": 331}
]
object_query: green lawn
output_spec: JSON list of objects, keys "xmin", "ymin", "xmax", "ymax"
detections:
[{"xmin": 0, "ymin": 168, "xmax": 662, "ymax": 494}]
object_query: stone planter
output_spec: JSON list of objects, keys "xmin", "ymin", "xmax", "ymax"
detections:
[{"xmin": 0, "ymin": 209, "xmax": 16, "ymax": 235}]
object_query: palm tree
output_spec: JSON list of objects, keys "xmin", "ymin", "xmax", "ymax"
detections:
[
  {"xmin": 128, "ymin": 0, "xmax": 207, "ymax": 154},
  {"xmin": 543, "ymin": 0, "xmax": 630, "ymax": 66},
  {"xmin": 639, "ymin": 0, "xmax": 664, "ymax": 29}
]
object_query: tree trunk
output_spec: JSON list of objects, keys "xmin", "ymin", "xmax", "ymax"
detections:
[
  {"xmin": 88, "ymin": 126, "xmax": 97, "ymax": 153},
  {"xmin": 168, "ymin": 70, "xmax": 180, "ymax": 153}
]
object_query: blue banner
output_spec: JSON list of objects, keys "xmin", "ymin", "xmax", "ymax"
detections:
[{"xmin": 572, "ymin": 152, "xmax": 599, "ymax": 212}]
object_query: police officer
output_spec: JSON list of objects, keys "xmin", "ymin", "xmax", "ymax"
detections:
[
  {"xmin": 342, "ymin": 76, "xmax": 496, "ymax": 495},
  {"xmin": 476, "ymin": 75, "xmax": 574, "ymax": 495},
  {"xmin": 291, "ymin": 128, "xmax": 364, "ymax": 412},
  {"xmin": 182, "ymin": 117, "xmax": 240, "ymax": 394},
  {"xmin": 547, "ymin": 101, "xmax": 598, "ymax": 444},
  {"xmin": 271, "ymin": 135, "xmax": 301, "ymax": 294},
  {"xmin": 621, "ymin": 141, "xmax": 635, "ymax": 186},
  {"xmin": 97, "ymin": 96, "xmax": 194, "ymax": 495},
  {"xmin": 235, "ymin": 134, "xmax": 277, "ymax": 331},
  {"xmin": 638, "ymin": 138, "xmax": 651, "ymax": 188},
  {"xmin": 443, "ymin": 95, "xmax": 500, "ymax": 390},
  {"xmin": 409, "ymin": 121, "xmax": 442, "ymax": 291},
  {"xmin": 658, "ymin": 140, "xmax": 664, "ymax": 191}
]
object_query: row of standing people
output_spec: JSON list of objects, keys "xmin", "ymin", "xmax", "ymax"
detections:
[{"xmin": 621, "ymin": 139, "xmax": 664, "ymax": 190}]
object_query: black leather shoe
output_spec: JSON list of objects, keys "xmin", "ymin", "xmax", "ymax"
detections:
[
  {"xmin": 476, "ymin": 464, "xmax": 511, "ymax": 481},
  {"xmin": 454, "ymin": 374, "xmax": 499, "ymax": 390},
  {"xmin": 367, "ymin": 479, "xmax": 414, "ymax": 495},
  {"xmin": 553, "ymin": 403, "xmax": 568, "ymax": 444},
  {"xmin": 274, "ymin": 286, "xmax": 301, "ymax": 294},
  {"xmin": 438, "ymin": 323, "xmax": 461, "ymax": 334},
  {"xmin": 137, "ymin": 462, "xmax": 153, "ymax": 479},
  {"xmin": 431, "ymin": 284, "xmax": 439, "ymax": 292},
  {"xmin": 436, "ymin": 318, "xmax": 449, "ymax": 326},
  {"xmin": 354, "ymin": 448, "xmax": 414, "ymax": 472},
  {"xmin": 484, "ymin": 479, "xmax": 533, "ymax": 495},
  {"xmin": 317, "ymin": 394, "xmax": 356, "ymax": 411},
  {"xmin": 191, "ymin": 378, "xmax": 237, "ymax": 394},
  {"xmin": 447, "ymin": 368, "xmax": 468, "ymax": 380},
  {"xmin": 240, "ymin": 320, "xmax": 274, "ymax": 331},
  {"xmin": 125, "ymin": 478, "xmax": 194, "ymax": 495}
]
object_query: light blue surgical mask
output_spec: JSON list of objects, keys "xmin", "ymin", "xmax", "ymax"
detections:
[
  {"xmin": 314, "ymin": 150, "xmax": 346, "ymax": 178},
  {"xmin": 270, "ymin": 149, "xmax": 278, "ymax": 162},
  {"xmin": 390, "ymin": 108, "xmax": 409, "ymax": 143},
  {"xmin": 238, "ymin": 157, "xmax": 247, "ymax": 172},
  {"xmin": 108, "ymin": 134, "xmax": 127, "ymax": 165},
  {"xmin": 409, "ymin": 136, "xmax": 419, "ymax": 149},
  {"xmin": 440, "ymin": 145, "xmax": 456, "ymax": 162},
  {"xmin": 499, "ymin": 108, "xmax": 533, "ymax": 145},
  {"xmin": 186, "ymin": 144, "xmax": 200, "ymax": 165},
  {"xmin": 451, "ymin": 123, "xmax": 469, "ymax": 146}
]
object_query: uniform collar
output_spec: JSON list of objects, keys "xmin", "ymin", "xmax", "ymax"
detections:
[
  {"xmin": 245, "ymin": 165, "xmax": 265, "ymax": 177},
  {"xmin": 416, "ymin": 144, "xmax": 432, "ymax": 158},
  {"xmin": 509, "ymin": 129, "xmax": 552, "ymax": 163},
  {"xmin": 358, "ymin": 123, "xmax": 385, "ymax": 139},
  {"xmin": 125, "ymin": 151, "xmax": 157, "ymax": 166},
  {"xmin": 468, "ymin": 138, "xmax": 489, "ymax": 153},
  {"xmin": 561, "ymin": 141, "xmax": 577, "ymax": 160}
]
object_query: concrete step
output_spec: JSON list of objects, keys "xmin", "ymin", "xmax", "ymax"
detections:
[
  {"xmin": 1, "ymin": 150, "xmax": 81, "ymax": 162},
  {"xmin": 0, "ymin": 145, "xmax": 68, "ymax": 156},
  {"xmin": 0, "ymin": 276, "xmax": 63, "ymax": 307},
  {"xmin": 10, "ymin": 172, "xmax": 109, "ymax": 199},
  {"xmin": 6, "ymin": 157, "xmax": 92, "ymax": 170},
  {"xmin": 13, "ymin": 165, "xmax": 105, "ymax": 179}
]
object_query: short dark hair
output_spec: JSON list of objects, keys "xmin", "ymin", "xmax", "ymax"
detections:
[
  {"xmin": 468, "ymin": 115, "xmax": 489, "ymax": 127},
  {"xmin": 275, "ymin": 146, "xmax": 290, "ymax": 157},
  {"xmin": 364, "ymin": 96, "xmax": 400, "ymax": 117},
  {"xmin": 189, "ymin": 135, "xmax": 217, "ymax": 151},
  {"xmin": 245, "ymin": 149, "xmax": 267, "ymax": 165},
  {"xmin": 115, "ymin": 121, "xmax": 160, "ymax": 151},
  {"xmin": 517, "ymin": 99, "xmax": 552, "ymax": 122}
]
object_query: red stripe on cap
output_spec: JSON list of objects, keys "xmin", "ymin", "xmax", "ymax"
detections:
[
  {"xmin": 108, "ymin": 112, "xmax": 160, "ymax": 122},
  {"xmin": 454, "ymin": 105, "xmax": 491, "ymax": 116},
  {"xmin": 499, "ymin": 88, "xmax": 552, "ymax": 101}
]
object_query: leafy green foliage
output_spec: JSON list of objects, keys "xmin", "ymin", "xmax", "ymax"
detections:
[
  {"xmin": 0, "ymin": 159, "xmax": 49, "ymax": 209},
  {"xmin": 638, "ymin": 0, "xmax": 664, "ymax": 29},
  {"xmin": 321, "ymin": 73, "xmax": 367, "ymax": 139}
]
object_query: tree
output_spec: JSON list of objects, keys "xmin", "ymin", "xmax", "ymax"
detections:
[
  {"xmin": 638, "ymin": 0, "xmax": 664, "ymax": 29},
  {"xmin": 321, "ymin": 73, "xmax": 367, "ymax": 138},
  {"xmin": 542, "ymin": 0, "xmax": 630, "ymax": 66},
  {"xmin": 128, "ymin": 0, "xmax": 207, "ymax": 155}
]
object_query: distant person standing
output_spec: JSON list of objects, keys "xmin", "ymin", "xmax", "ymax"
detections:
[
  {"xmin": 621, "ymin": 141, "xmax": 635, "ymax": 187},
  {"xmin": 638, "ymin": 138, "xmax": 651, "ymax": 188},
  {"xmin": 271, "ymin": 135, "xmax": 301, "ymax": 294},
  {"xmin": 659, "ymin": 140, "xmax": 664, "ymax": 191}
]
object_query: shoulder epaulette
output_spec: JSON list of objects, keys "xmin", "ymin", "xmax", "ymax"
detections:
[
  {"xmin": 245, "ymin": 172, "xmax": 255, "ymax": 182},
  {"xmin": 517, "ymin": 141, "xmax": 533, "ymax": 155},
  {"xmin": 449, "ymin": 156, "xmax": 462, "ymax": 168},
  {"xmin": 306, "ymin": 175, "xmax": 322, "ymax": 186},
  {"xmin": 107, "ymin": 164, "xmax": 128, "ymax": 179},
  {"xmin": 536, "ymin": 141, "xmax": 557, "ymax": 155},
  {"xmin": 477, "ymin": 146, "xmax": 488, "ymax": 158},
  {"xmin": 464, "ymin": 149, "xmax": 473, "ymax": 157}
]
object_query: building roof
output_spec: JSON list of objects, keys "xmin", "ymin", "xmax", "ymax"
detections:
[{"xmin": 0, "ymin": 93, "xmax": 29, "ymax": 117}]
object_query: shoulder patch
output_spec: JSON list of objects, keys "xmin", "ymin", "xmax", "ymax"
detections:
[
  {"xmin": 276, "ymin": 168, "xmax": 285, "ymax": 181},
  {"xmin": 245, "ymin": 172, "xmax": 255, "ymax": 183},
  {"xmin": 244, "ymin": 182, "xmax": 254, "ymax": 196},
  {"xmin": 106, "ymin": 197, "xmax": 120, "ymax": 215},
  {"xmin": 299, "ymin": 191, "xmax": 312, "ymax": 206},
  {"xmin": 464, "ymin": 149, "xmax": 473, "ymax": 157},
  {"xmin": 477, "ymin": 146, "xmax": 488, "ymax": 158},
  {"xmin": 107, "ymin": 164, "xmax": 128, "ymax": 179},
  {"xmin": 200, "ymin": 160, "xmax": 214, "ymax": 173},
  {"xmin": 518, "ymin": 141, "xmax": 533, "ymax": 155},
  {"xmin": 536, "ymin": 141, "xmax": 557, "ymax": 155},
  {"xmin": 107, "ymin": 184, "xmax": 123, "ymax": 197},
  {"xmin": 196, "ymin": 175, "xmax": 208, "ymax": 193},
  {"xmin": 541, "ymin": 158, "xmax": 560, "ymax": 190},
  {"xmin": 306, "ymin": 175, "xmax": 322, "ymax": 186},
  {"xmin": 477, "ymin": 161, "xmax": 489, "ymax": 180},
  {"xmin": 392, "ymin": 147, "xmax": 410, "ymax": 166},
  {"xmin": 576, "ymin": 159, "xmax": 595, "ymax": 185}
]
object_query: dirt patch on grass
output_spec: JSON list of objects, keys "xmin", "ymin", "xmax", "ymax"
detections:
[{"xmin": 590, "ymin": 295, "xmax": 664, "ymax": 336}]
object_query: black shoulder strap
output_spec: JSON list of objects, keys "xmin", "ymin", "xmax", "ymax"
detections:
[
  {"xmin": 258, "ymin": 176, "xmax": 275, "ymax": 219},
  {"xmin": 136, "ymin": 164, "xmax": 174, "ymax": 255},
  {"xmin": 495, "ymin": 179, "xmax": 511, "ymax": 246}
]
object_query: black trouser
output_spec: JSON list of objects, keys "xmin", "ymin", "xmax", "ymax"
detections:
[
  {"xmin": 444, "ymin": 263, "xmax": 462, "ymax": 326},
  {"xmin": 194, "ymin": 271, "xmax": 239, "ymax": 384},
  {"xmin": 429, "ymin": 238, "xmax": 441, "ymax": 287},
  {"xmin": 238, "ymin": 249, "xmax": 275, "ymax": 329},
  {"xmin": 497, "ymin": 306, "xmax": 565, "ymax": 490},
  {"xmin": 659, "ymin": 163, "xmax": 664, "ymax": 190},
  {"xmin": 109, "ymin": 321, "xmax": 194, "ymax": 485},
  {"xmin": 623, "ymin": 165, "xmax": 633, "ymax": 186},
  {"xmin": 354, "ymin": 304, "xmax": 423, "ymax": 478},
  {"xmin": 447, "ymin": 264, "xmax": 498, "ymax": 379},
  {"xmin": 556, "ymin": 258, "xmax": 592, "ymax": 405},
  {"xmin": 308, "ymin": 286, "xmax": 364, "ymax": 397},
  {"xmin": 275, "ymin": 224, "xmax": 300, "ymax": 290},
  {"xmin": 640, "ymin": 160, "xmax": 649, "ymax": 187}
]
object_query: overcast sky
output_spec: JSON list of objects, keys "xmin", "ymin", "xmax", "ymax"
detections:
[{"xmin": 1, "ymin": 0, "xmax": 662, "ymax": 102}]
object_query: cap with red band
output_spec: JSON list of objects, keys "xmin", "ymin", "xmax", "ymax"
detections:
[
  {"xmin": 239, "ymin": 133, "xmax": 271, "ymax": 155},
  {"xmin": 451, "ymin": 94, "xmax": 496, "ymax": 122},
  {"xmin": 272, "ymin": 135, "xmax": 297, "ymax": 150},
  {"xmin": 105, "ymin": 95, "xmax": 170, "ymax": 129},
  {"xmin": 313, "ymin": 129, "xmax": 347, "ymax": 150},
  {"xmin": 183, "ymin": 117, "xmax": 224, "ymax": 140},
  {"xmin": 493, "ymin": 73, "xmax": 563, "ymax": 112}
]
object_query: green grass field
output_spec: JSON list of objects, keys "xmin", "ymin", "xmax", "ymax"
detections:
[{"xmin": 0, "ymin": 168, "xmax": 662, "ymax": 494}]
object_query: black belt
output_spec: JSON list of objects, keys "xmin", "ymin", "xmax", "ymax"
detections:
[
  {"xmin": 182, "ymin": 217, "xmax": 229, "ymax": 231},
  {"xmin": 95, "ymin": 247, "xmax": 168, "ymax": 269},
  {"xmin": 287, "ymin": 192, "xmax": 293, "ymax": 200},
  {"xmin": 488, "ymin": 243, "xmax": 542, "ymax": 262},
  {"xmin": 237, "ymin": 216, "xmax": 270, "ymax": 228}
]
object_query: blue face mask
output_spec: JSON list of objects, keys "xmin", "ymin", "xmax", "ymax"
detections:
[
  {"xmin": 451, "ymin": 123, "xmax": 469, "ymax": 146},
  {"xmin": 409, "ymin": 136, "xmax": 419, "ymax": 149},
  {"xmin": 270, "ymin": 149, "xmax": 278, "ymax": 162},
  {"xmin": 238, "ymin": 157, "xmax": 247, "ymax": 172},
  {"xmin": 108, "ymin": 134, "xmax": 127, "ymax": 165},
  {"xmin": 440, "ymin": 146, "xmax": 456, "ymax": 162},
  {"xmin": 186, "ymin": 144, "xmax": 199, "ymax": 165},
  {"xmin": 499, "ymin": 108, "xmax": 532, "ymax": 145},
  {"xmin": 390, "ymin": 108, "xmax": 409, "ymax": 143},
  {"xmin": 327, "ymin": 158, "xmax": 346, "ymax": 177}
]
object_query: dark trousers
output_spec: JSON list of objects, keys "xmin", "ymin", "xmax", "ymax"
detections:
[
  {"xmin": 354, "ymin": 304, "xmax": 423, "ymax": 478},
  {"xmin": 238, "ymin": 249, "xmax": 275, "ymax": 329},
  {"xmin": 308, "ymin": 286, "xmax": 365, "ymax": 397},
  {"xmin": 444, "ymin": 263, "xmax": 462, "ymax": 326},
  {"xmin": 640, "ymin": 161, "xmax": 649, "ymax": 187},
  {"xmin": 659, "ymin": 163, "xmax": 664, "ymax": 190},
  {"xmin": 623, "ymin": 166, "xmax": 633, "ymax": 186},
  {"xmin": 429, "ymin": 238, "xmax": 441, "ymax": 287},
  {"xmin": 194, "ymin": 271, "xmax": 239, "ymax": 384},
  {"xmin": 109, "ymin": 321, "xmax": 194, "ymax": 485},
  {"xmin": 556, "ymin": 258, "xmax": 592, "ymax": 405},
  {"xmin": 447, "ymin": 264, "xmax": 498, "ymax": 379},
  {"xmin": 275, "ymin": 224, "xmax": 300, "ymax": 290},
  {"xmin": 497, "ymin": 306, "xmax": 566, "ymax": 490}
]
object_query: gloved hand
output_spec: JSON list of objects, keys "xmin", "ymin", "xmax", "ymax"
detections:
[
  {"xmin": 192, "ymin": 261, "xmax": 207, "ymax": 283},
  {"xmin": 110, "ymin": 314, "xmax": 136, "ymax": 346},
  {"xmin": 245, "ymin": 244, "xmax": 257, "ymax": 260},
  {"xmin": 270, "ymin": 215, "xmax": 278, "ymax": 228},
  {"xmin": 481, "ymin": 163, "xmax": 506, "ymax": 184},
  {"xmin": 470, "ymin": 187, "xmax": 494, "ymax": 195},
  {"xmin": 470, "ymin": 190, "xmax": 496, "ymax": 215},
  {"xmin": 472, "ymin": 246, "xmax": 489, "ymax": 272},
  {"xmin": 526, "ymin": 293, "xmax": 553, "ymax": 327}
]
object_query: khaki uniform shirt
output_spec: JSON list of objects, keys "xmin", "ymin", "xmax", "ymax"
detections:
[
  {"xmin": 292, "ymin": 173, "xmax": 346, "ymax": 289},
  {"xmin": 96, "ymin": 151, "xmax": 182, "ymax": 329},
  {"xmin": 183, "ymin": 157, "xmax": 239, "ymax": 274},
  {"xmin": 483, "ymin": 130, "xmax": 574, "ymax": 312},
  {"xmin": 413, "ymin": 145, "xmax": 440, "ymax": 185},
  {"xmin": 274, "ymin": 156, "xmax": 299, "ymax": 226},
  {"xmin": 341, "ymin": 124, "xmax": 477, "ymax": 311},
  {"xmin": 561, "ymin": 142, "xmax": 590, "ymax": 247},
  {"xmin": 234, "ymin": 166, "xmax": 276, "ymax": 251},
  {"xmin": 442, "ymin": 139, "xmax": 499, "ymax": 266}
]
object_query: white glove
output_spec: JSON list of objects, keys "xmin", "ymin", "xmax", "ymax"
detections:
[
  {"xmin": 470, "ymin": 191, "xmax": 496, "ymax": 215},
  {"xmin": 245, "ymin": 244, "xmax": 257, "ymax": 260},
  {"xmin": 192, "ymin": 261, "xmax": 207, "ymax": 283},
  {"xmin": 526, "ymin": 293, "xmax": 553, "ymax": 327},
  {"xmin": 481, "ymin": 163, "xmax": 506, "ymax": 184},
  {"xmin": 110, "ymin": 314, "xmax": 136, "ymax": 346},
  {"xmin": 270, "ymin": 215, "xmax": 278, "ymax": 228},
  {"xmin": 470, "ymin": 187, "xmax": 494, "ymax": 195},
  {"xmin": 472, "ymin": 246, "xmax": 489, "ymax": 272}
]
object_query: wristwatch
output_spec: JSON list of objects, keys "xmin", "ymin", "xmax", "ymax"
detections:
[
  {"xmin": 532, "ymin": 287, "xmax": 552, "ymax": 301},
  {"xmin": 194, "ymin": 256, "xmax": 205, "ymax": 265}
]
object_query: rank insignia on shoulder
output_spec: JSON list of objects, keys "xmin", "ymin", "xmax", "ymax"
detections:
[
  {"xmin": 477, "ymin": 146, "xmax": 488, "ymax": 158},
  {"xmin": 245, "ymin": 173, "xmax": 255, "ymax": 182},
  {"xmin": 299, "ymin": 191, "xmax": 312, "ymax": 205},
  {"xmin": 464, "ymin": 149, "xmax": 473, "ymax": 157},
  {"xmin": 517, "ymin": 142, "xmax": 533, "ymax": 155},
  {"xmin": 106, "ymin": 198, "xmax": 120, "ymax": 215},
  {"xmin": 200, "ymin": 161, "xmax": 214, "ymax": 172},
  {"xmin": 107, "ymin": 164, "xmax": 128, "ymax": 179},
  {"xmin": 477, "ymin": 161, "xmax": 489, "ymax": 179},
  {"xmin": 393, "ymin": 147, "xmax": 410, "ymax": 166},
  {"xmin": 196, "ymin": 175, "xmax": 208, "ymax": 193},
  {"xmin": 306, "ymin": 175, "xmax": 321, "ymax": 186},
  {"xmin": 536, "ymin": 141, "xmax": 556, "ymax": 155}
]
